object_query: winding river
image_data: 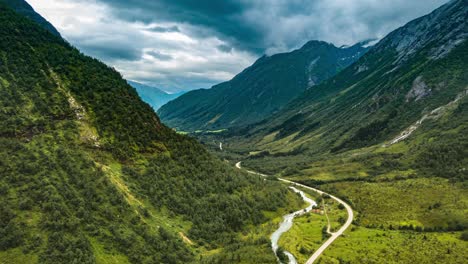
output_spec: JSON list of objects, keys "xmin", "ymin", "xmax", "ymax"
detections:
[
  {"xmin": 271, "ymin": 187, "xmax": 317, "ymax": 264},
  {"xmin": 236, "ymin": 162, "xmax": 353, "ymax": 264}
]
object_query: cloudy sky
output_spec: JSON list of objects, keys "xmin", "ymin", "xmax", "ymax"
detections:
[{"xmin": 28, "ymin": 0, "xmax": 449, "ymax": 92}]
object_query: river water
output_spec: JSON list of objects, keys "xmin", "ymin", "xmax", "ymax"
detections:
[{"xmin": 271, "ymin": 187, "xmax": 317, "ymax": 264}]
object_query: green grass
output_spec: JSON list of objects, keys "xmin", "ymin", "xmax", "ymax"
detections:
[
  {"xmin": 0, "ymin": 248, "xmax": 38, "ymax": 264},
  {"xmin": 301, "ymin": 159, "xmax": 370, "ymax": 181},
  {"xmin": 324, "ymin": 199, "xmax": 347, "ymax": 233},
  {"xmin": 279, "ymin": 212, "xmax": 328, "ymax": 263},
  {"xmin": 323, "ymin": 177, "xmax": 468, "ymax": 230},
  {"xmin": 319, "ymin": 227, "xmax": 468, "ymax": 263},
  {"xmin": 89, "ymin": 238, "xmax": 130, "ymax": 264},
  {"xmin": 277, "ymin": 187, "xmax": 349, "ymax": 263}
]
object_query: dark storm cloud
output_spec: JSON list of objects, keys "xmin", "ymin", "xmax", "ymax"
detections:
[
  {"xmin": 95, "ymin": 0, "xmax": 264, "ymax": 53},
  {"xmin": 146, "ymin": 25, "xmax": 180, "ymax": 33},
  {"xmin": 96, "ymin": 0, "xmax": 450, "ymax": 54},
  {"xmin": 217, "ymin": 44, "xmax": 233, "ymax": 53},
  {"xmin": 77, "ymin": 40, "xmax": 142, "ymax": 61}
]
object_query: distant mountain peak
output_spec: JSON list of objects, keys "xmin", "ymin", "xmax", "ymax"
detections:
[
  {"xmin": 301, "ymin": 40, "xmax": 335, "ymax": 49},
  {"xmin": 159, "ymin": 39, "xmax": 370, "ymax": 131},
  {"xmin": 128, "ymin": 80, "xmax": 185, "ymax": 110}
]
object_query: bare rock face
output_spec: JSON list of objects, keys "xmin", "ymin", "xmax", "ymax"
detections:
[
  {"xmin": 430, "ymin": 37, "xmax": 467, "ymax": 60},
  {"xmin": 374, "ymin": 0, "xmax": 467, "ymax": 64},
  {"xmin": 406, "ymin": 76, "xmax": 431, "ymax": 102},
  {"xmin": 307, "ymin": 57, "xmax": 320, "ymax": 86},
  {"xmin": 355, "ymin": 64, "xmax": 369, "ymax": 74}
]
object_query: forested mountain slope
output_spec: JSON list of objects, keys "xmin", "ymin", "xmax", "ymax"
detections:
[
  {"xmin": 0, "ymin": 2, "xmax": 291, "ymax": 263},
  {"xmin": 158, "ymin": 40, "xmax": 371, "ymax": 131}
]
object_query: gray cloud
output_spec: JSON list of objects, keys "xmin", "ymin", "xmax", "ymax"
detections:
[
  {"xmin": 75, "ymin": 38, "xmax": 142, "ymax": 61},
  {"xmin": 91, "ymin": 0, "xmax": 264, "ymax": 53},
  {"xmin": 146, "ymin": 50, "xmax": 173, "ymax": 61},
  {"xmin": 217, "ymin": 44, "xmax": 233, "ymax": 53},
  {"xmin": 95, "ymin": 0, "xmax": 450, "ymax": 53}
]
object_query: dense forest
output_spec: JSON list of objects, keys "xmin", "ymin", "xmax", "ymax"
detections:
[{"xmin": 0, "ymin": 3, "xmax": 291, "ymax": 263}]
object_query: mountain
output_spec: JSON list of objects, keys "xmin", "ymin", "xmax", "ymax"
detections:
[
  {"xmin": 128, "ymin": 81, "xmax": 185, "ymax": 110},
  {"xmin": 233, "ymin": 0, "xmax": 467, "ymax": 162},
  {"xmin": 201, "ymin": 1, "xmax": 467, "ymax": 262},
  {"xmin": 0, "ymin": 2, "xmax": 292, "ymax": 263},
  {"xmin": 158, "ymin": 40, "xmax": 372, "ymax": 131},
  {"xmin": 4, "ymin": 0, "xmax": 61, "ymax": 37}
]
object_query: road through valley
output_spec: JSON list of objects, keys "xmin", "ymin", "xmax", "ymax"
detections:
[{"xmin": 235, "ymin": 162, "xmax": 354, "ymax": 264}]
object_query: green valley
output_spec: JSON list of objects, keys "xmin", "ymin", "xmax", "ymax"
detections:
[
  {"xmin": 1, "ymin": 0, "xmax": 467, "ymax": 263},
  {"xmin": 189, "ymin": 0, "xmax": 468, "ymax": 263}
]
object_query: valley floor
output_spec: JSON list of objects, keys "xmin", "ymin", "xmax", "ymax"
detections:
[
  {"xmin": 236, "ymin": 162, "xmax": 355, "ymax": 264},
  {"xmin": 228, "ymin": 158, "xmax": 468, "ymax": 264}
]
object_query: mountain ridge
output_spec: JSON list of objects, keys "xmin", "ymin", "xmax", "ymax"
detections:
[
  {"xmin": 158, "ymin": 39, "xmax": 372, "ymax": 131},
  {"xmin": 3, "ymin": 0, "xmax": 61, "ymax": 37}
]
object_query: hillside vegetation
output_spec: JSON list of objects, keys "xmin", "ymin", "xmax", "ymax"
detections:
[{"xmin": 0, "ymin": 2, "xmax": 295, "ymax": 263}]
